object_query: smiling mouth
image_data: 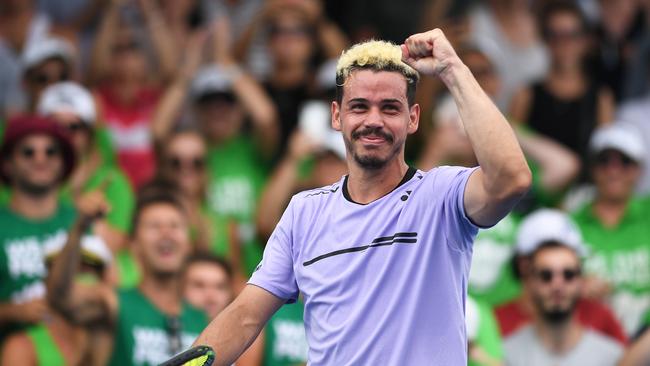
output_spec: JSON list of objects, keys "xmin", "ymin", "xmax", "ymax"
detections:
[
  {"xmin": 156, "ymin": 239, "xmax": 177, "ymax": 257},
  {"xmin": 352, "ymin": 127, "xmax": 393, "ymax": 144}
]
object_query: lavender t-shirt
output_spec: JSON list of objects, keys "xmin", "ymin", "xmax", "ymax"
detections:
[{"xmin": 249, "ymin": 166, "xmax": 480, "ymax": 365}]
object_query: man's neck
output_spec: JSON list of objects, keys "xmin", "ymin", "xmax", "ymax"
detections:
[
  {"xmin": 535, "ymin": 316, "xmax": 583, "ymax": 355},
  {"xmin": 9, "ymin": 188, "xmax": 58, "ymax": 219},
  {"xmin": 139, "ymin": 273, "xmax": 182, "ymax": 315},
  {"xmin": 593, "ymin": 196, "xmax": 629, "ymax": 228},
  {"xmin": 346, "ymin": 159, "xmax": 410, "ymax": 204}
]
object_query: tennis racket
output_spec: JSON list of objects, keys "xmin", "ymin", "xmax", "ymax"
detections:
[{"xmin": 159, "ymin": 345, "xmax": 215, "ymax": 366}]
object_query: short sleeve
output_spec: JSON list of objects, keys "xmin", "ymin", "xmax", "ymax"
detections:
[
  {"xmin": 429, "ymin": 166, "xmax": 481, "ymax": 250},
  {"xmin": 104, "ymin": 169, "xmax": 135, "ymax": 233},
  {"xmin": 248, "ymin": 197, "xmax": 299, "ymax": 302}
]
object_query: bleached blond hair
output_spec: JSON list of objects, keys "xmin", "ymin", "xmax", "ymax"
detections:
[{"xmin": 335, "ymin": 40, "xmax": 419, "ymax": 105}]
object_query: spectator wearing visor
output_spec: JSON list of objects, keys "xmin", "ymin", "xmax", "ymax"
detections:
[
  {"xmin": 503, "ymin": 209, "xmax": 624, "ymax": 366},
  {"xmin": 1, "ymin": 230, "xmax": 113, "ymax": 366},
  {"xmin": 0, "ymin": 116, "xmax": 76, "ymax": 342},
  {"xmin": 572, "ymin": 124, "xmax": 650, "ymax": 336},
  {"xmin": 37, "ymin": 81, "xmax": 134, "ymax": 257}
]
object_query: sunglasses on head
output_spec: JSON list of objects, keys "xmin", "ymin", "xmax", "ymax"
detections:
[
  {"xmin": 167, "ymin": 156, "xmax": 205, "ymax": 171},
  {"xmin": 66, "ymin": 120, "xmax": 90, "ymax": 134},
  {"xmin": 535, "ymin": 267, "xmax": 581, "ymax": 283},
  {"xmin": 18, "ymin": 144, "xmax": 61, "ymax": 159}
]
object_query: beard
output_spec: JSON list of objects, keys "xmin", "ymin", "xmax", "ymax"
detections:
[
  {"xmin": 345, "ymin": 126, "xmax": 401, "ymax": 170},
  {"xmin": 533, "ymin": 295, "xmax": 579, "ymax": 325},
  {"xmin": 13, "ymin": 175, "xmax": 58, "ymax": 197}
]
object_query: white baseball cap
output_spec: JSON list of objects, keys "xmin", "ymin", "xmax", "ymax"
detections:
[
  {"xmin": 38, "ymin": 82, "xmax": 96, "ymax": 124},
  {"xmin": 22, "ymin": 37, "xmax": 74, "ymax": 72},
  {"xmin": 44, "ymin": 234, "xmax": 113, "ymax": 266},
  {"xmin": 190, "ymin": 65, "xmax": 235, "ymax": 102},
  {"xmin": 516, "ymin": 209, "xmax": 587, "ymax": 257},
  {"xmin": 590, "ymin": 124, "xmax": 646, "ymax": 164}
]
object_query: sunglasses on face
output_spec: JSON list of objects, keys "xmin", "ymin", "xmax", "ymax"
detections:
[
  {"xmin": 534, "ymin": 267, "xmax": 581, "ymax": 284},
  {"xmin": 165, "ymin": 315, "xmax": 182, "ymax": 356},
  {"xmin": 30, "ymin": 70, "xmax": 69, "ymax": 86},
  {"xmin": 595, "ymin": 152, "xmax": 638, "ymax": 168},
  {"xmin": 167, "ymin": 156, "xmax": 205, "ymax": 171},
  {"xmin": 18, "ymin": 145, "xmax": 61, "ymax": 159}
]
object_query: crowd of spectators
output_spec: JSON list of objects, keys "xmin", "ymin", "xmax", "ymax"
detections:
[{"xmin": 1, "ymin": 0, "xmax": 650, "ymax": 365}]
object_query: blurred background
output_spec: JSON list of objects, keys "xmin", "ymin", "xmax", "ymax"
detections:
[{"xmin": 1, "ymin": 0, "xmax": 650, "ymax": 365}]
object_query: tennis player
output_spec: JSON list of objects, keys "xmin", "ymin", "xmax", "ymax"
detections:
[{"xmin": 187, "ymin": 28, "xmax": 531, "ymax": 365}]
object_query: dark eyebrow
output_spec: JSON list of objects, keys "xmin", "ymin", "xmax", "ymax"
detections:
[
  {"xmin": 347, "ymin": 98, "xmax": 404, "ymax": 105},
  {"xmin": 381, "ymin": 99, "xmax": 403, "ymax": 106},
  {"xmin": 348, "ymin": 98, "xmax": 369, "ymax": 104}
]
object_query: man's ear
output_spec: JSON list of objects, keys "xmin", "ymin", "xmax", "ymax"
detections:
[
  {"xmin": 332, "ymin": 101, "xmax": 341, "ymax": 131},
  {"xmin": 408, "ymin": 103, "xmax": 420, "ymax": 134}
]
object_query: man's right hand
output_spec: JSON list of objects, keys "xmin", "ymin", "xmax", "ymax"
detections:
[{"xmin": 76, "ymin": 190, "xmax": 110, "ymax": 223}]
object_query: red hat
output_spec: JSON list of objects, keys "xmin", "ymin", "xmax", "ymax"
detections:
[{"xmin": 0, "ymin": 115, "xmax": 76, "ymax": 184}]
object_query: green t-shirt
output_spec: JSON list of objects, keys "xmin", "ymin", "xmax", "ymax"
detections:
[
  {"xmin": 60, "ymin": 164, "xmax": 134, "ymax": 233},
  {"xmin": 115, "ymin": 250, "xmax": 141, "ymax": 289},
  {"xmin": 108, "ymin": 288, "xmax": 208, "ymax": 366},
  {"xmin": 263, "ymin": 301, "xmax": 308, "ymax": 366},
  {"xmin": 0, "ymin": 204, "xmax": 76, "ymax": 303},
  {"xmin": 0, "ymin": 203, "xmax": 76, "ymax": 340},
  {"xmin": 26, "ymin": 324, "xmax": 66, "ymax": 366},
  {"xmin": 468, "ymin": 297, "xmax": 504, "ymax": 366},
  {"xmin": 468, "ymin": 214, "xmax": 522, "ymax": 306},
  {"xmin": 572, "ymin": 197, "xmax": 650, "ymax": 335},
  {"xmin": 206, "ymin": 135, "xmax": 268, "ymax": 275}
]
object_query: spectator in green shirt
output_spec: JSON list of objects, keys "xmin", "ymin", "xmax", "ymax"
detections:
[
  {"xmin": 0, "ymin": 116, "xmax": 76, "ymax": 341},
  {"xmin": 573, "ymin": 124, "xmax": 650, "ymax": 335},
  {"xmin": 46, "ymin": 187, "xmax": 208, "ymax": 366},
  {"xmin": 1, "ymin": 227, "xmax": 114, "ymax": 366},
  {"xmin": 151, "ymin": 28, "xmax": 280, "ymax": 275}
]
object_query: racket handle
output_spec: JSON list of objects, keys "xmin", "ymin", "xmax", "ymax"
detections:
[{"xmin": 158, "ymin": 345, "xmax": 215, "ymax": 366}]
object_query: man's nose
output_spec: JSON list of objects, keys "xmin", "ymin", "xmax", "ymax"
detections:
[{"xmin": 363, "ymin": 106, "xmax": 384, "ymax": 127}]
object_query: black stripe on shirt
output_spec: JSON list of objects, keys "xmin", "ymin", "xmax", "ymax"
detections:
[{"xmin": 302, "ymin": 232, "xmax": 418, "ymax": 267}]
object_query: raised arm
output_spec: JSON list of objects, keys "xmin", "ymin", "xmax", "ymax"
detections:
[
  {"xmin": 46, "ymin": 192, "xmax": 117, "ymax": 325},
  {"xmin": 256, "ymin": 131, "xmax": 316, "ymax": 240},
  {"xmin": 137, "ymin": 0, "xmax": 178, "ymax": 83},
  {"xmin": 192, "ymin": 285, "xmax": 285, "ymax": 366},
  {"xmin": 402, "ymin": 29, "xmax": 531, "ymax": 227},
  {"xmin": 213, "ymin": 17, "xmax": 279, "ymax": 156},
  {"xmin": 88, "ymin": 0, "xmax": 121, "ymax": 85}
]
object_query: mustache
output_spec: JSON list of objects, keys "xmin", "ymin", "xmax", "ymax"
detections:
[{"xmin": 352, "ymin": 127, "xmax": 394, "ymax": 143}]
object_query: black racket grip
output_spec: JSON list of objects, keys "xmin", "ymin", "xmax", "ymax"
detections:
[{"xmin": 158, "ymin": 345, "xmax": 215, "ymax": 366}]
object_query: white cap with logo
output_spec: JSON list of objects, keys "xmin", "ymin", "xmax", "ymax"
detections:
[
  {"xmin": 590, "ymin": 124, "xmax": 646, "ymax": 164},
  {"xmin": 38, "ymin": 82, "xmax": 96, "ymax": 124},
  {"xmin": 516, "ymin": 208, "xmax": 587, "ymax": 257}
]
